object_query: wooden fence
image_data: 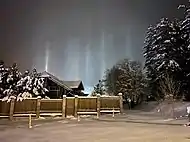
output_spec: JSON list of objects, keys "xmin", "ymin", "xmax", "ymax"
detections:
[{"xmin": 0, "ymin": 94, "xmax": 123, "ymax": 120}]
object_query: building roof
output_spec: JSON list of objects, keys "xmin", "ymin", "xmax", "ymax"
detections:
[
  {"xmin": 63, "ymin": 80, "xmax": 84, "ymax": 90},
  {"xmin": 40, "ymin": 71, "xmax": 72, "ymax": 91}
]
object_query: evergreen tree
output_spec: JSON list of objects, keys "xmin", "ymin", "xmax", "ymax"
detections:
[
  {"xmin": 179, "ymin": 1, "xmax": 190, "ymax": 98},
  {"xmin": 2, "ymin": 63, "xmax": 21, "ymax": 102},
  {"xmin": 93, "ymin": 80, "xmax": 105, "ymax": 95},
  {"xmin": 143, "ymin": 18, "xmax": 183, "ymax": 98},
  {"xmin": 0, "ymin": 60, "xmax": 9, "ymax": 99},
  {"xmin": 103, "ymin": 66, "xmax": 120, "ymax": 95},
  {"xmin": 30, "ymin": 68, "xmax": 48, "ymax": 97},
  {"xmin": 0, "ymin": 61, "xmax": 48, "ymax": 101},
  {"xmin": 17, "ymin": 68, "xmax": 48, "ymax": 101},
  {"xmin": 16, "ymin": 70, "xmax": 33, "ymax": 100}
]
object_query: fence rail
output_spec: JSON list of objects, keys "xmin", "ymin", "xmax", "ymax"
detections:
[{"xmin": 0, "ymin": 94, "xmax": 123, "ymax": 120}]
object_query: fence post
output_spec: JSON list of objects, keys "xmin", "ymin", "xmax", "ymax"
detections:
[
  {"xmin": 118, "ymin": 93, "xmax": 123, "ymax": 113},
  {"xmin": 112, "ymin": 107, "xmax": 115, "ymax": 118},
  {"xmin": 62, "ymin": 95, "xmax": 67, "ymax": 118},
  {"xmin": 28, "ymin": 114, "xmax": 32, "ymax": 129},
  {"xmin": 9, "ymin": 98, "xmax": 15, "ymax": 121},
  {"xmin": 97, "ymin": 94, "xmax": 101, "ymax": 119},
  {"xmin": 36, "ymin": 96, "xmax": 41, "ymax": 119},
  {"xmin": 74, "ymin": 95, "xmax": 78, "ymax": 117}
]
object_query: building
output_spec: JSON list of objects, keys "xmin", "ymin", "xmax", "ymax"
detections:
[
  {"xmin": 63, "ymin": 81, "xmax": 85, "ymax": 96},
  {"xmin": 41, "ymin": 71, "xmax": 72, "ymax": 98},
  {"xmin": 40, "ymin": 71, "xmax": 85, "ymax": 98}
]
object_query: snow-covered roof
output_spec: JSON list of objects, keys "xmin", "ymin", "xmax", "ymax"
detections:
[{"xmin": 40, "ymin": 71, "xmax": 72, "ymax": 91}]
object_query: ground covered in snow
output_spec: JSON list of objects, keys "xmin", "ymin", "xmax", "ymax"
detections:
[
  {"xmin": 1, "ymin": 111, "xmax": 190, "ymax": 142},
  {"xmin": 133, "ymin": 101, "xmax": 190, "ymax": 118}
]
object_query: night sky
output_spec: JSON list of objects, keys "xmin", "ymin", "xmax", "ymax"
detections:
[{"xmin": 0, "ymin": 0, "xmax": 188, "ymax": 92}]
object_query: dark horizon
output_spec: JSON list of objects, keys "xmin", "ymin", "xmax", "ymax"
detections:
[{"xmin": 0, "ymin": 0, "xmax": 187, "ymax": 92}]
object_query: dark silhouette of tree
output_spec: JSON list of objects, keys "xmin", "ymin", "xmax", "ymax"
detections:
[
  {"xmin": 104, "ymin": 59, "xmax": 147, "ymax": 105},
  {"xmin": 93, "ymin": 80, "xmax": 105, "ymax": 95}
]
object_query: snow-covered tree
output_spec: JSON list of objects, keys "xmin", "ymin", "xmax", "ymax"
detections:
[
  {"xmin": 17, "ymin": 68, "xmax": 48, "ymax": 101},
  {"xmin": 2, "ymin": 63, "xmax": 21, "ymax": 102},
  {"xmin": 0, "ymin": 60, "xmax": 9, "ymax": 99},
  {"xmin": 30, "ymin": 68, "xmax": 48, "ymax": 97},
  {"xmin": 104, "ymin": 59, "xmax": 147, "ymax": 105},
  {"xmin": 103, "ymin": 66, "xmax": 120, "ymax": 95},
  {"xmin": 143, "ymin": 18, "xmax": 184, "ymax": 98},
  {"xmin": 179, "ymin": 1, "xmax": 190, "ymax": 98},
  {"xmin": 0, "ymin": 61, "xmax": 48, "ymax": 102},
  {"xmin": 16, "ymin": 70, "xmax": 33, "ymax": 101},
  {"xmin": 144, "ymin": 18, "xmax": 182, "ymax": 77}
]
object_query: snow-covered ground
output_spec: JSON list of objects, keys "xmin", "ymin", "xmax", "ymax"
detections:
[
  {"xmin": 0, "ymin": 114, "xmax": 189, "ymax": 142},
  {"xmin": 154, "ymin": 102, "xmax": 190, "ymax": 118},
  {"xmin": 137, "ymin": 101, "xmax": 190, "ymax": 118}
]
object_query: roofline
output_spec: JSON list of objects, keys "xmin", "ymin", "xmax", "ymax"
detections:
[
  {"xmin": 48, "ymin": 77, "xmax": 72, "ymax": 91},
  {"xmin": 63, "ymin": 80, "xmax": 84, "ymax": 90},
  {"xmin": 41, "ymin": 71, "xmax": 72, "ymax": 91}
]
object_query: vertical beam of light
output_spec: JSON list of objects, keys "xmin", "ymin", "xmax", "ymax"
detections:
[
  {"xmin": 75, "ymin": 40, "xmax": 80, "ymax": 80},
  {"xmin": 101, "ymin": 31, "xmax": 106, "ymax": 79},
  {"xmin": 32, "ymin": 41, "xmax": 51, "ymax": 72},
  {"xmin": 64, "ymin": 38, "xmax": 80, "ymax": 80},
  {"xmin": 85, "ymin": 43, "xmax": 90, "ymax": 83},
  {"xmin": 125, "ymin": 28, "xmax": 133, "ymax": 60},
  {"xmin": 107, "ymin": 34, "xmax": 114, "ymax": 68},
  {"xmin": 45, "ymin": 41, "xmax": 50, "ymax": 72},
  {"xmin": 83, "ymin": 17, "xmax": 93, "ymax": 93},
  {"xmin": 63, "ymin": 43, "xmax": 69, "ymax": 80}
]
